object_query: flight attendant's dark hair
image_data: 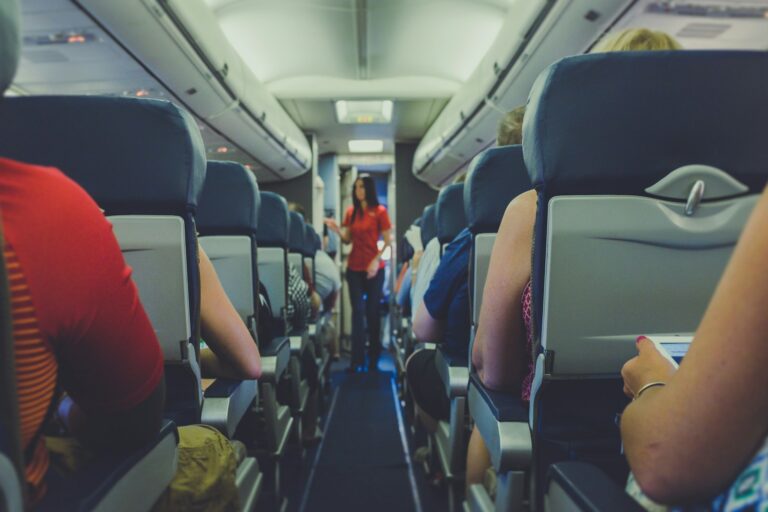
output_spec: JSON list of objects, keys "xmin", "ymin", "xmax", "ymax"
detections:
[{"xmin": 351, "ymin": 174, "xmax": 380, "ymax": 223}]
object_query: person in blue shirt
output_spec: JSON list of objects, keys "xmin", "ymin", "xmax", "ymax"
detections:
[{"xmin": 407, "ymin": 227, "xmax": 472, "ymax": 432}]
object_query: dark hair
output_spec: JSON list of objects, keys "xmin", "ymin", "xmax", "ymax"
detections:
[{"xmin": 351, "ymin": 174, "xmax": 379, "ymax": 223}]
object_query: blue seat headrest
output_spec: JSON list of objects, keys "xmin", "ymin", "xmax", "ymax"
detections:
[
  {"xmin": 302, "ymin": 224, "xmax": 316, "ymax": 257},
  {"xmin": 288, "ymin": 211, "xmax": 305, "ymax": 253},
  {"xmin": 420, "ymin": 205, "xmax": 437, "ymax": 247},
  {"xmin": 436, "ymin": 183, "xmax": 466, "ymax": 244},
  {"xmin": 524, "ymin": 51, "xmax": 768, "ymax": 198},
  {"xmin": 0, "ymin": 96, "xmax": 206, "ymax": 215},
  {"xmin": 313, "ymin": 231, "xmax": 322, "ymax": 252},
  {"xmin": 0, "ymin": 0, "xmax": 19, "ymax": 96},
  {"xmin": 464, "ymin": 146, "xmax": 531, "ymax": 234},
  {"xmin": 256, "ymin": 192, "xmax": 290, "ymax": 248},
  {"xmin": 197, "ymin": 161, "xmax": 261, "ymax": 236}
]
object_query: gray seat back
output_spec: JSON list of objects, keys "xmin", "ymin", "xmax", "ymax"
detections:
[{"xmin": 110, "ymin": 216, "xmax": 193, "ymax": 363}]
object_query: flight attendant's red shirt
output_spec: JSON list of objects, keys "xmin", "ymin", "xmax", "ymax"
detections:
[
  {"xmin": 0, "ymin": 158, "xmax": 164, "ymax": 501},
  {"xmin": 343, "ymin": 205, "xmax": 391, "ymax": 272}
]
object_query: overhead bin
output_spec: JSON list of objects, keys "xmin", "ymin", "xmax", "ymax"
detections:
[
  {"xmin": 413, "ymin": 0, "xmax": 633, "ymax": 186},
  {"xmin": 77, "ymin": 0, "xmax": 311, "ymax": 182}
]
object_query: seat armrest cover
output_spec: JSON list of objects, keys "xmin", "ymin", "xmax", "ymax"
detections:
[
  {"xmin": 202, "ymin": 379, "xmax": 257, "ymax": 437},
  {"xmin": 545, "ymin": 462, "xmax": 644, "ymax": 512},
  {"xmin": 261, "ymin": 336, "xmax": 291, "ymax": 382},
  {"xmin": 468, "ymin": 374, "xmax": 531, "ymax": 472},
  {"xmin": 203, "ymin": 379, "xmax": 243, "ymax": 398},
  {"xmin": 435, "ymin": 346, "xmax": 469, "ymax": 399},
  {"xmin": 0, "ymin": 454, "xmax": 22, "ymax": 512},
  {"xmin": 288, "ymin": 329, "xmax": 308, "ymax": 354},
  {"xmin": 469, "ymin": 374, "xmax": 527, "ymax": 422}
]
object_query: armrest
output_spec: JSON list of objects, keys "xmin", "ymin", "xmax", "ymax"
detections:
[
  {"xmin": 545, "ymin": 462, "xmax": 644, "ymax": 512},
  {"xmin": 435, "ymin": 347, "xmax": 469, "ymax": 399},
  {"xmin": 468, "ymin": 374, "xmax": 531, "ymax": 473},
  {"xmin": 202, "ymin": 379, "xmax": 258, "ymax": 438},
  {"xmin": 413, "ymin": 342, "xmax": 437, "ymax": 352},
  {"xmin": 260, "ymin": 336, "xmax": 290, "ymax": 383},
  {"xmin": 38, "ymin": 421, "xmax": 178, "ymax": 512},
  {"xmin": 0, "ymin": 454, "xmax": 22, "ymax": 512},
  {"xmin": 288, "ymin": 328, "xmax": 308, "ymax": 354}
]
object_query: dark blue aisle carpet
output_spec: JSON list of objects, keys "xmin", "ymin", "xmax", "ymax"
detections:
[{"xmin": 300, "ymin": 354, "xmax": 418, "ymax": 512}]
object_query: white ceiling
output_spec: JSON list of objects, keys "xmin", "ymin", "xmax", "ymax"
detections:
[
  {"xmin": 202, "ymin": 0, "xmax": 515, "ymax": 162},
  {"xmin": 206, "ymin": 0, "xmax": 512, "ymax": 95}
]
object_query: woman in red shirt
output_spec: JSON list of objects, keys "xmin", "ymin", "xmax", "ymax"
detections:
[{"xmin": 326, "ymin": 175, "xmax": 391, "ymax": 372}]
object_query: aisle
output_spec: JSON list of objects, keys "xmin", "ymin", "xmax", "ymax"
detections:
[{"xmin": 299, "ymin": 354, "xmax": 420, "ymax": 512}]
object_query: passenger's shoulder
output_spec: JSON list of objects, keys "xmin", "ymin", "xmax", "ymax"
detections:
[
  {"xmin": 0, "ymin": 157, "xmax": 100, "ymax": 212},
  {"xmin": 503, "ymin": 189, "xmax": 537, "ymax": 220}
]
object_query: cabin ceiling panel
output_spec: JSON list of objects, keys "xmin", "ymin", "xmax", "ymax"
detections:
[
  {"xmin": 209, "ymin": 0, "xmax": 359, "ymax": 84},
  {"xmin": 204, "ymin": 0, "xmax": 511, "ymax": 99},
  {"xmin": 366, "ymin": 0, "xmax": 505, "ymax": 83}
]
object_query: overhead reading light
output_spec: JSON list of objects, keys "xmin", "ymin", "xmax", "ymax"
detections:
[
  {"xmin": 348, "ymin": 139, "xmax": 384, "ymax": 153},
  {"xmin": 335, "ymin": 100, "xmax": 393, "ymax": 124},
  {"xmin": 24, "ymin": 30, "xmax": 97, "ymax": 46}
]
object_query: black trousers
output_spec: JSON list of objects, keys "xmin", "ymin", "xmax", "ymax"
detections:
[{"xmin": 346, "ymin": 268, "xmax": 384, "ymax": 366}]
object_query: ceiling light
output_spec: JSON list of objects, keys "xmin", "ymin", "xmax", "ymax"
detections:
[
  {"xmin": 335, "ymin": 100, "xmax": 393, "ymax": 124},
  {"xmin": 348, "ymin": 139, "xmax": 384, "ymax": 153}
]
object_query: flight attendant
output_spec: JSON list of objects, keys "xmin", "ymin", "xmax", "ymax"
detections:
[{"xmin": 326, "ymin": 175, "xmax": 391, "ymax": 372}]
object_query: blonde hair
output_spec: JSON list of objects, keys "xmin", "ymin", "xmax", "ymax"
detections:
[
  {"xmin": 496, "ymin": 105, "xmax": 526, "ymax": 146},
  {"xmin": 592, "ymin": 28, "xmax": 682, "ymax": 53}
]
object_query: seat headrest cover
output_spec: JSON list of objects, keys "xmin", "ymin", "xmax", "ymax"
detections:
[
  {"xmin": 256, "ymin": 192, "xmax": 290, "ymax": 248},
  {"xmin": 524, "ymin": 51, "xmax": 768, "ymax": 198},
  {"xmin": 436, "ymin": 183, "xmax": 467, "ymax": 243},
  {"xmin": 0, "ymin": 0, "xmax": 19, "ymax": 95},
  {"xmin": 288, "ymin": 211, "xmax": 305, "ymax": 253},
  {"xmin": 197, "ymin": 161, "xmax": 260, "ymax": 235},
  {"xmin": 465, "ymin": 145, "xmax": 531, "ymax": 234},
  {"xmin": 420, "ymin": 204, "xmax": 437, "ymax": 247},
  {"xmin": 302, "ymin": 224, "xmax": 316, "ymax": 257},
  {"xmin": 0, "ymin": 96, "xmax": 206, "ymax": 214}
]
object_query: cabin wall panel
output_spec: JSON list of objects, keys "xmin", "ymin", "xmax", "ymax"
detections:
[{"xmin": 394, "ymin": 143, "xmax": 438, "ymax": 260}]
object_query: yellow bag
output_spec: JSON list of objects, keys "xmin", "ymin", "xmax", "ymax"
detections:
[{"xmin": 152, "ymin": 425, "xmax": 240, "ymax": 512}]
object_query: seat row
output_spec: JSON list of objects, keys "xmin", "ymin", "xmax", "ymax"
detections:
[
  {"xmin": 0, "ymin": 95, "xmax": 335, "ymax": 511},
  {"xmin": 392, "ymin": 49, "xmax": 768, "ymax": 512}
]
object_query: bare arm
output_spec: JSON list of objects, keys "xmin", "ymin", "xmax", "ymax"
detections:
[
  {"xmin": 366, "ymin": 228, "xmax": 392, "ymax": 278},
  {"xmin": 472, "ymin": 190, "xmax": 536, "ymax": 392},
  {"xmin": 324, "ymin": 218, "xmax": 351, "ymax": 244},
  {"xmin": 622, "ymin": 187, "xmax": 768, "ymax": 504},
  {"xmin": 199, "ymin": 246, "xmax": 261, "ymax": 380},
  {"xmin": 412, "ymin": 299, "xmax": 443, "ymax": 342}
]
